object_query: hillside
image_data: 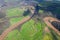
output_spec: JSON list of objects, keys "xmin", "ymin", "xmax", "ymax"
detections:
[{"xmin": 0, "ymin": 0, "xmax": 60, "ymax": 40}]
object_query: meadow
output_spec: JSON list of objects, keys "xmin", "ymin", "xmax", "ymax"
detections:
[{"xmin": 4, "ymin": 8, "xmax": 60, "ymax": 40}]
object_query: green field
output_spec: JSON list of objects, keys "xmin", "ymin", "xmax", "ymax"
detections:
[
  {"xmin": 6, "ymin": 8, "xmax": 25, "ymax": 25},
  {"xmin": 4, "ymin": 8, "xmax": 60, "ymax": 40},
  {"xmin": 4, "ymin": 19, "xmax": 46, "ymax": 40},
  {"xmin": 4, "ymin": 8, "xmax": 45, "ymax": 40},
  {"xmin": 0, "ymin": 0, "xmax": 60, "ymax": 40}
]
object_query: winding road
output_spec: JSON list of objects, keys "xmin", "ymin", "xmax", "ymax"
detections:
[
  {"xmin": 0, "ymin": 6, "xmax": 60, "ymax": 40},
  {"xmin": 43, "ymin": 17, "xmax": 60, "ymax": 36},
  {"xmin": 0, "ymin": 7, "xmax": 35, "ymax": 40}
]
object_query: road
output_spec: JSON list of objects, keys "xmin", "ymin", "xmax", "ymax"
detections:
[
  {"xmin": 43, "ymin": 17, "xmax": 60, "ymax": 36},
  {"xmin": 0, "ymin": 7, "xmax": 35, "ymax": 40},
  {"xmin": 0, "ymin": 6, "xmax": 60, "ymax": 40}
]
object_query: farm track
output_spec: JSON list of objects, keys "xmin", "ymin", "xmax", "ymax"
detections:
[
  {"xmin": 0, "ymin": 9, "xmax": 35, "ymax": 40},
  {"xmin": 43, "ymin": 17, "xmax": 60, "ymax": 36}
]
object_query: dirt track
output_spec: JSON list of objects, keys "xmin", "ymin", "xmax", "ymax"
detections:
[
  {"xmin": 0, "ymin": 8, "xmax": 35, "ymax": 40},
  {"xmin": 0, "ymin": 17, "xmax": 32, "ymax": 40},
  {"xmin": 43, "ymin": 17, "xmax": 60, "ymax": 35},
  {"xmin": 0, "ymin": 7, "xmax": 60, "ymax": 40},
  {"xmin": 0, "ymin": 15, "xmax": 60, "ymax": 40}
]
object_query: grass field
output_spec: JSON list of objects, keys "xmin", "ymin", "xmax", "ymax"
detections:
[
  {"xmin": 4, "ymin": 19, "xmax": 46, "ymax": 40},
  {"xmin": 4, "ymin": 8, "xmax": 46, "ymax": 40},
  {"xmin": 4, "ymin": 8, "xmax": 60, "ymax": 40},
  {"xmin": 6, "ymin": 8, "xmax": 25, "ymax": 25},
  {"xmin": 6, "ymin": 8, "xmax": 24, "ymax": 17}
]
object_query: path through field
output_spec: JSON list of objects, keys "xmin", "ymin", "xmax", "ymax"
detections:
[
  {"xmin": 43, "ymin": 17, "xmax": 60, "ymax": 35},
  {"xmin": 0, "ymin": 8, "xmax": 35, "ymax": 40}
]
